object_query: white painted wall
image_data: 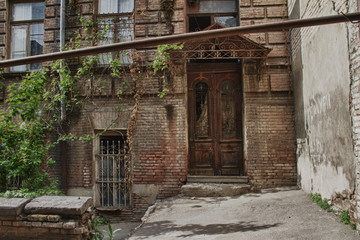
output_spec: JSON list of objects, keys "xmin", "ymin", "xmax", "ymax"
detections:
[{"xmin": 292, "ymin": 1, "xmax": 355, "ymax": 199}]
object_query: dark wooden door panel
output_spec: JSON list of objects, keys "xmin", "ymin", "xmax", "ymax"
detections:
[
  {"xmin": 188, "ymin": 68, "xmax": 243, "ymax": 176},
  {"xmin": 189, "ymin": 142, "xmax": 214, "ymax": 175},
  {"xmin": 219, "ymin": 142, "xmax": 242, "ymax": 175}
]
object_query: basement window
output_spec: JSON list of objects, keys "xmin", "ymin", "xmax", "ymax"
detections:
[{"xmin": 95, "ymin": 133, "xmax": 130, "ymax": 208}]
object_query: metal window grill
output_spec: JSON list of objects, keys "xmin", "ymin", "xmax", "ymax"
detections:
[{"xmin": 96, "ymin": 135, "xmax": 130, "ymax": 208}]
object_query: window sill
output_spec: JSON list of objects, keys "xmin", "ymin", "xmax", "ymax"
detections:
[{"xmin": 96, "ymin": 206, "xmax": 132, "ymax": 212}]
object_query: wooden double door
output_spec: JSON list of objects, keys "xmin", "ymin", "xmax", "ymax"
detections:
[{"xmin": 188, "ymin": 69, "xmax": 244, "ymax": 176}]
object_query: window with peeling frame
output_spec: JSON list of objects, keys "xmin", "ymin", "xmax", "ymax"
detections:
[
  {"xmin": 96, "ymin": 0, "xmax": 134, "ymax": 65},
  {"xmin": 9, "ymin": 1, "xmax": 45, "ymax": 72},
  {"xmin": 187, "ymin": 0, "xmax": 238, "ymax": 32}
]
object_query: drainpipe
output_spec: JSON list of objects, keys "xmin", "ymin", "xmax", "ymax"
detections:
[{"xmin": 60, "ymin": 0, "xmax": 67, "ymax": 195}]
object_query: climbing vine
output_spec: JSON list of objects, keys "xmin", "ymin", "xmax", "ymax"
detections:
[
  {"xmin": 161, "ymin": 0, "xmax": 176, "ymax": 33},
  {"xmin": 0, "ymin": 6, "xmax": 184, "ymax": 196},
  {"xmin": 153, "ymin": 44, "xmax": 183, "ymax": 98}
]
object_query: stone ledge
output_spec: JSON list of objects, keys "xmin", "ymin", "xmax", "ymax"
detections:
[
  {"xmin": 0, "ymin": 197, "xmax": 31, "ymax": 216},
  {"xmin": 24, "ymin": 196, "xmax": 93, "ymax": 216}
]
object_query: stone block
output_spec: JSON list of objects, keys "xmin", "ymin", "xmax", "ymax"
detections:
[
  {"xmin": 136, "ymin": 11, "xmax": 159, "ymax": 24},
  {"xmin": 147, "ymin": 0, "xmax": 161, "ymax": 10},
  {"xmin": 0, "ymin": 11, "xmax": 6, "ymax": 22},
  {"xmin": 42, "ymin": 221, "xmax": 63, "ymax": 228},
  {"xmin": 253, "ymin": 0, "xmax": 286, "ymax": 6},
  {"xmin": 12, "ymin": 221, "xmax": 32, "ymax": 227},
  {"xmin": 0, "ymin": 1, "xmax": 5, "ymax": 10},
  {"xmin": 268, "ymin": 32, "xmax": 286, "ymax": 44},
  {"xmin": 45, "ymin": 6, "xmax": 56, "ymax": 18},
  {"xmin": 47, "ymin": 215, "xmax": 61, "ymax": 222},
  {"xmin": 45, "ymin": 0, "xmax": 60, "ymax": 6},
  {"xmin": 44, "ymin": 18, "xmax": 59, "ymax": 30},
  {"xmin": 2, "ymin": 220, "xmax": 12, "ymax": 226},
  {"xmin": 240, "ymin": 0, "xmax": 251, "ymax": 7},
  {"xmin": 0, "ymin": 34, "xmax": 6, "ymax": 45},
  {"xmin": 0, "ymin": 23, "xmax": 5, "ymax": 34},
  {"xmin": 266, "ymin": 6, "xmax": 287, "ymax": 18},
  {"xmin": 0, "ymin": 197, "xmax": 31, "ymax": 216},
  {"xmin": 44, "ymin": 31, "xmax": 55, "ymax": 42},
  {"xmin": 267, "ymin": 44, "xmax": 287, "ymax": 57},
  {"xmin": 27, "ymin": 214, "xmax": 47, "ymax": 222},
  {"xmin": 63, "ymin": 221, "xmax": 77, "ymax": 229},
  {"xmin": 24, "ymin": 196, "xmax": 93, "ymax": 216},
  {"xmin": 31, "ymin": 221, "xmax": 42, "ymax": 227},
  {"xmin": 244, "ymin": 33, "xmax": 266, "ymax": 44},
  {"xmin": 240, "ymin": 8, "xmax": 265, "ymax": 19}
]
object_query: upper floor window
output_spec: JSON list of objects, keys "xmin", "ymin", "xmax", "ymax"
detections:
[
  {"xmin": 97, "ymin": 0, "xmax": 134, "ymax": 65},
  {"xmin": 187, "ymin": 0, "xmax": 238, "ymax": 32},
  {"xmin": 10, "ymin": 2, "xmax": 45, "ymax": 72},
  {"xmin": 98, "ymin": 0, "xmax": 133, "ymax": 14}
]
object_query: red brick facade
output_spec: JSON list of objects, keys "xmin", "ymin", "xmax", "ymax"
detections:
[{"xmin": 0, "ymin": 0, "xmax": 296, "ymax": 220}]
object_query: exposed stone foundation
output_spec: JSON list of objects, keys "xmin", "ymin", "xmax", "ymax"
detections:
[{"xmin": 0, "ymin": 196, "xmax": 93, "ymax": 240}]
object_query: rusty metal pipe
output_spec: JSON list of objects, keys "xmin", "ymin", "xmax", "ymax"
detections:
[{"xmin": 0, "ymin": 12, "xmax": 359, "ymax": 68}]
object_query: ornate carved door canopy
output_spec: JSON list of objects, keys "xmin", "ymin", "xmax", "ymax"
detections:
[{"xmin": 169, "ymin": 23, "xmax": 271, "ymax": 60}]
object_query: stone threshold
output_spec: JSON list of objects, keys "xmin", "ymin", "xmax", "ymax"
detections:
[{"xmin": 187, "ymin": 175, "xmax": 249, "ymax": 184}]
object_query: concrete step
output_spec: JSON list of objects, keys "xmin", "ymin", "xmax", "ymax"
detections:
[
  {"xmin": 181, "ymin": 183, "xmax": 251, "ymax": 197},
  {"xmin": 187, "ymin": 175, "xmax": 249, "ymax": 184}
]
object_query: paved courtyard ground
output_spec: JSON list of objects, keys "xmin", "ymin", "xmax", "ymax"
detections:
[{"xmin": 108, "ymin": 188, "xmax": 360, "ymax": 240}]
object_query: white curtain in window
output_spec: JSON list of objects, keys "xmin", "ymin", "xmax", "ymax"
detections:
[
  {"xmin": 11, "ymin": 25, "xmax": 27, "ymax": 71},
  {"xmin": 99, "ymin": 0, "xmax": 134, "ymax": 13},
  {"xmin": 98, "ymin": 0, "xmax": 118, "ymax": 14},
  {"xmin": 12, "ymin": 3, "xmax": 32, "ymax": 21},
  {"xmin": 119, "ymin": 0, "xmax": 134, "ymax": 13}
]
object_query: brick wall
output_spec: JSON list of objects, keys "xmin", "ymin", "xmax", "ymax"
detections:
[
  {"xmin": 133, "ymin": 96, "xmax": 187, "ymax": 198},
  {"xmin": 245, "ymin": 93, "xmax": 296, "ymax": 187},
  {"xmin": 1, "ymin": 0, "xmax": 297, "ymax": 221},
  {"xmin": 349, "ymin": 0, "xmax": 360, "ymax": 230},
  {"xmin": 240, "ymin": 0, "xmax": 296, "ymax": 187}
]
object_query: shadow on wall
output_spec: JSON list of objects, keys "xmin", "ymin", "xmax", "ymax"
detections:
[{"xmin": 134, "ymin": 220, "xmax": 280, "ymax": 238}]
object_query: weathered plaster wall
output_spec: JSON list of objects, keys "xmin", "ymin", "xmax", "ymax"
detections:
[{"xmin": 289, "ymin": 0, "xmax": 355, "ymax": 199}]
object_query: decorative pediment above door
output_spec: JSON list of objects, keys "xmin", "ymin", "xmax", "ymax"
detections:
[{"xmin": 170, "ymin": 23, "xmax": 271, "ymax": 60}]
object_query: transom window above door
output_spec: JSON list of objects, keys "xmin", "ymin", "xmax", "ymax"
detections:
[
  {"xmin": 187, "ymin": 0, "xmax": 238, "ymax": 32},
  {"xmin": 10, "ymin": 2, "xmax": 45, "ymax": 72}
]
